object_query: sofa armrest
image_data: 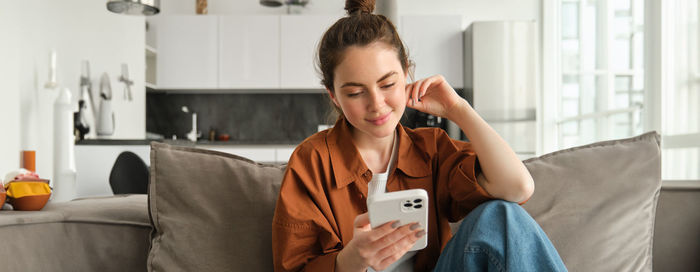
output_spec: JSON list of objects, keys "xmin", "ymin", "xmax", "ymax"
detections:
[
  {"xmin": 0, "ymin": 195, "xmax": 151, "ymax": 271},
  {"xmin": 653, "ymin": 181, "xmax": 700, "ymax": 271}
]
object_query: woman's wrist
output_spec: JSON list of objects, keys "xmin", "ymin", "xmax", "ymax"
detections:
[
  {"xmin": 445, "ymin": 99, "xmax": 473, "ymax": 124},
  {"xmin": 335, "ymin": 246, "xmax": 365, "ymax": 272}
]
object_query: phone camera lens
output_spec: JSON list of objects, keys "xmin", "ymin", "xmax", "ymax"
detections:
[
  {"xmin": 403, "ymin": 203, "xmax": 413, "ymax": 207},
  {"xmin": 413, "ymin": 199, "xmax": 422, "ymax": 203},
  {"xmin": 414, "ymin": 204, "xmax": 422, "ymax": 209}
]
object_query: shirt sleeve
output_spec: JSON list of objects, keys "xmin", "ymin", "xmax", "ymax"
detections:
[
  {"xmin": 433, "ymin": 129, "xmax": 497, "ymax": 222},
  {"xmin": 272, "ymin": 149, "xmax": 341, "ymax": 272}
]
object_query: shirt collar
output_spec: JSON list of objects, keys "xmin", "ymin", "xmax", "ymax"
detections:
[{"xmin": 326, "ymin": 117, "xmax": 432, "ymax": 189}]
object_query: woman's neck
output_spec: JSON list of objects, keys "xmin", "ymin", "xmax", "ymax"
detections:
[{"xmin": 352, "ymin": 128, "xmax": 396, "ymax": 173}]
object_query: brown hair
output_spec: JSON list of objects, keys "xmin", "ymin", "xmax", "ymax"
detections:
[{"xmin": 316, "ymin": 0, "xmax": 413, "ymax": 123}]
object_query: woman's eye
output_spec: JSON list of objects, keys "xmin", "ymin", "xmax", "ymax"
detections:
[
  {"xmin": 382, "ymin": 83, "xmax": 396, "ymax": 89},
  {"xmin": 347, "ymin": 92, "xmax": 362, "ymax": 97}
]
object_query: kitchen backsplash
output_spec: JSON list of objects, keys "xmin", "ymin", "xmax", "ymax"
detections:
[
  {"xmin": 146, "ymin": 89, "xmax": 468, "ymax": 144},
  {"xmin": 146, "ymin": 92, "xmax": 333, "ymax": 144}
]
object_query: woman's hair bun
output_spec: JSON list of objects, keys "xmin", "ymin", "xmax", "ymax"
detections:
[{"xmin": 345, "ymin": 0, "xmax": 375, "ymax": 15}]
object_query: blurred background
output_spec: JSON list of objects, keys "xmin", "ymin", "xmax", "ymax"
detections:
[{"xmin": 0, "ymin": 0, "xmax": 697, "ymax": 198}]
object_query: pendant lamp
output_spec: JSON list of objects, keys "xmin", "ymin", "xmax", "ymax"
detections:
[{"xmin": 107, "ymin": 0, "xmax": 160, "ymax": 16}]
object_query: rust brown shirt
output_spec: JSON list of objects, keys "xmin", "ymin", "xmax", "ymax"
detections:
[{"xmin": 272, "ymin": 117, "xmax": 496, "ymax": 272}]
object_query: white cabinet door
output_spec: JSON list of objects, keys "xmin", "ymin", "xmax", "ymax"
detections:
[
  {"xmin": 275, "ymin": 147, "xmax": 296, "ymax": 163},
  {"xmin": 156, "ymin": 16, "xmax": 218, "ymax": 89},
  {"xmin": 219, "ymin": 16, "xmax": 280, "ymax": 89},
  {"xmin": 280, "ymin": 15, "xmax": 338, "ymax": 89},
  {"xmin": 400, "ymin": 16, "xmax": 464, "ymax": 88},
  {"xmin": 204, "ymin": 146, "xmax": 277, "ymax": 163}
]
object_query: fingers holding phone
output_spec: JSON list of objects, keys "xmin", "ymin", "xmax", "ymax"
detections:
[
  {"xmin": 371, "ymin": 221, "xmax": 425, "ymax": 270},
  {"xmin": 336, "ymin": 213, "xmax": 424, "ymax": 272}
]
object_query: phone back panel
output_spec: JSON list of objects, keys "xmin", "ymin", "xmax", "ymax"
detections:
[{"xmin": 367, "ymin": 189, "xmax": 428, "ymax": 251}]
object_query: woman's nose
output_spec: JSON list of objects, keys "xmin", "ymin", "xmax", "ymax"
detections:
[{"xmin": 367, "ymin": 89, "xmax": 385, "ymax": 110}]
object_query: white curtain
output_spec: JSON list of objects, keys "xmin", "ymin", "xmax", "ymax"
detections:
[{"xmin": 662, "ymin": 0, "xmax": 700, "ymax": 180}]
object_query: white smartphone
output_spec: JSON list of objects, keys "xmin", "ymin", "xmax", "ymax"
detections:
[{"xmin": 367, "ymin": 189, "xmax": 429, "ymax": 251}]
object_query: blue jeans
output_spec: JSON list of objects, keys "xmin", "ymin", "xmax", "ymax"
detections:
[{"xmin": 433, "ymin": 200, "xmax": 568, "ymax": 272}]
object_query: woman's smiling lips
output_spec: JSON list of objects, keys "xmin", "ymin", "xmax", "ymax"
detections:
[{"xmin": 366, "ymin": 112, "xmax": 392, "ymax": 126}]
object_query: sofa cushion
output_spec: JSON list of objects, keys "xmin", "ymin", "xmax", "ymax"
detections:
[
  {"xmin": 521, "ymin": 131, "xmax": 661, "ymax": 271},
  {"xmin": 147, "ymin": 142, "xmax": 285, "ymax": 271}
]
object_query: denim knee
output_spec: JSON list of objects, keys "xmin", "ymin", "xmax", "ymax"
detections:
[
  {"xmin": 456, "ymin": 200, "xmax": 521, "ymax": 230},
  {"xmin": 435, "ymin": 200, "xmax": 568, "ymax": 272},
  {"xmin": 452, "ymin": 199, "xmax": 537, "ymax": 248},
  {"xmin": 476, "ymin": 199, "xmax": 520, "ymax": 214},
  {"xmin": 477, "ymin": 199, "xmax": 529, "ymax": 219}
]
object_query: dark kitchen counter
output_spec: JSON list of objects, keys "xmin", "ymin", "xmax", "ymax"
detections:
[{"xmin": 76, "ymin": 139, "xmax": 301, "ymax": 146}]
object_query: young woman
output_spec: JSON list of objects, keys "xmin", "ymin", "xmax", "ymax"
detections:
[{"xmin": 272, "ymin": 0, "xmax": 567, "ymax": 271}]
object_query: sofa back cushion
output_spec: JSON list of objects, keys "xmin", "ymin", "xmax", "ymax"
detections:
[
  {"xmin": 148, "ymin": 131, "xmax": 662, "ymax": 272},
  {"xmin": 521, "ymin": 131, "xmax": 661, "ymax": 271},
  {"xmin": 147, "ymin": 142, "xmax": 285, "ymax": 271}
]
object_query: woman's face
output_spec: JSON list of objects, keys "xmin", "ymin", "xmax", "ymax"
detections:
[{"xmin": 329, "ymin": 42, "xmax": 408, "ymax": 140}]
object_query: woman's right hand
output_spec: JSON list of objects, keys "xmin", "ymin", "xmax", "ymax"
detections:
[{"xmin": 336, "ymin": 213, "xmax": 425, "ymax": 272}]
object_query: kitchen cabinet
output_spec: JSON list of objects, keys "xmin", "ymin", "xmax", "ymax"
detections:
[
  {"xmin": 275, "ymin": 147, "xmax": 296, "ymax": 162},
  {"xmin": 205, "ymin": 146, "xmax": 277, "ymax": 163},
  {"xmin": 156, "ymin": 16, "xmax": 218, "ymax": 89},
  {"xmin": 219, "ymin": 16, "xmax": 280, "ymax": 89},
  {"xmin": 400, "ymin": 15, "xmax": 464, "ymax": 88},
  {"xmin": 280, "ymin": 15, "xmax": 338, "ymax": 89},
  {"xmin": 206, "ymin": 145, "xmax": 297, "ymax": 163},
  {"xmin": 75, "ymin": 143, "xmax": 294, "ymax": 197},
  {"xmin": 151, "ymin": 15, "xmax": 464, "ymax": 90},
  {"xmin": 75, "ymin": 145, "xmax": 151, "ymax": 198}
]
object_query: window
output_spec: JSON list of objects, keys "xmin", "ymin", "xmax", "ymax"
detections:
[
  {"xmin": 660, "ymin": 0, "xmax": 700, "ymax": 180},
  {"xmin": 558, "ymin": 0, "xmax": 645, "ymax": 149},
  {"xmin": 543, "ymin": 0, "xmax": 700, "ymax": 180}
]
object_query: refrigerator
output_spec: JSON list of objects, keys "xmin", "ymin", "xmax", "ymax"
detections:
[{"xmin": 464, "ymin": 21, "xmax": 538, "ymax": 159}]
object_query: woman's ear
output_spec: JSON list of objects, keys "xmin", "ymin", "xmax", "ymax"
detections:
[{"xmin": 326, "ymin": 88, "xmax": 340, "ymax": 108}]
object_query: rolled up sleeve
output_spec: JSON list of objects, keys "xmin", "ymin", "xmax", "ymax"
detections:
[{"xmin": 434, "ymin": 130, "xmax": 496, "ymax": 222}]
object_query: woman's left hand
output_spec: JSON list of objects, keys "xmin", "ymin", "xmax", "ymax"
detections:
[{"xmin": 405, "ymin": 74, "xmax": 466, "ymax": 119}]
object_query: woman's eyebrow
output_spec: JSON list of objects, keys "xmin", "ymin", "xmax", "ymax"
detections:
[{"xmin": 340, "ymin": 71, "xmax": 397, "ymax": 88}]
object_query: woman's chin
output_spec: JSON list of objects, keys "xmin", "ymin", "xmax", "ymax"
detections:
[{"xmin": 363, "ymin": 121, "xmax": 398, "ymax": 138}]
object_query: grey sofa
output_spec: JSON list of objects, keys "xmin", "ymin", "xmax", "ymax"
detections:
[
  {"xmin": 0, "ymin": 186, "xmax": 698, "ymax": 271},
  {"xmin": 1, "ymin": 132, "xmax": 698, "ymax": 271}
]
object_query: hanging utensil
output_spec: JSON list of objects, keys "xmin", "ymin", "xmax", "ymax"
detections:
[
  {"xmin": 79, "ymin": 60, "xmax": 97, "ymax": 138},
  {"xmin": 107, "ymin": 0, "xmax": 160, "ymax": 16},
  {"xmin": 99, "ymin": 72, "xmax": 112, "ymax": 100},
  {"xmin": 97, "ymin": 73, "xmax": 115, "ymax": 136},
  {"xmin": 118, "ymin": 63, "xmax": 133, "ymax": 101},
  {"xmin": 44, "ymin": 49, "xmax": 58, "ymax": 89}
]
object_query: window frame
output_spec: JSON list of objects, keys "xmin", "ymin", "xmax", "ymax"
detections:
[
  {"xmin": 558, "ymin": 0, "xmax": 645, "ymax": 149},
  {"xmin": 542, "ymin": 0, "xmax": 700, "ymax": 181}
]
